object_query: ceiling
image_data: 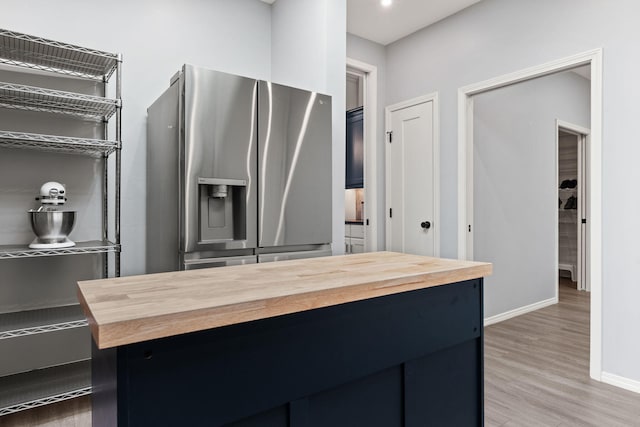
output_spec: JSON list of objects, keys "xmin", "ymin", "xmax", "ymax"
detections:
[
  {"xmin": 260, "ymin": 0, "xmax": 482, "ymax": 47},
  {"xmin": 348, "ymin": 0, "xmax": 482, "ymax": 46}
]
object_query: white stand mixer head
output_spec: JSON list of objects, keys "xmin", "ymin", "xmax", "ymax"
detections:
[{"xmin": 37, "ymin": 181, "xmax": 67, "ymax": 206}]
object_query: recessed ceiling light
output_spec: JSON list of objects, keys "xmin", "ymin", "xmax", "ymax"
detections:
[{"xmin": 381, "ymin": 0, "xmax": 392, "ymax": 7}]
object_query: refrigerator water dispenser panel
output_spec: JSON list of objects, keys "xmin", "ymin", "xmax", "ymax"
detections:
[{"xmin": 198, "ymin": 177, "xmax": 247, "ymax": 243}]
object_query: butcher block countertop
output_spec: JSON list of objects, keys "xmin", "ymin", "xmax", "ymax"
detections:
[{"xmin": 78, "ymin": 252, "xmax": 492, "ymax": 349}]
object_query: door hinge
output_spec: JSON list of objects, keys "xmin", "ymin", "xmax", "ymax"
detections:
[
  {"xmin": 468, "ymin": 224, "xmax": 471, "ymax": 232},
  {"xmin": 389, "ymin": 208, "xmax": 393, "ymax": 218},
  {"xmin": 387, "ymin": 131, "xmax": 393, "ymax": 143},
  {"xmin": 582, "ymin": 218, "xmax": 587, "ymax": 224}
]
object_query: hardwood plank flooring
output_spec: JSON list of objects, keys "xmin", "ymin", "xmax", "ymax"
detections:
[
  {"xmin": 485, "ymin": 280, "xmax": 640, "ymax": 426},
  {"xmin": 3, "ymin": 280, "xmax": 640, "ymax": 426},
  {"xmin": 0, "ymin": 396, "xmax": 90, "ymax": 426}
]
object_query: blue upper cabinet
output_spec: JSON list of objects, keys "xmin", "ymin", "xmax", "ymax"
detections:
[{"xmin": 346, "ymin": 107, "xmax": 364, "ymax": 189}]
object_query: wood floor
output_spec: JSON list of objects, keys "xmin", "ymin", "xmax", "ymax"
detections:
[
  {"xmin": 3, "ymin": 280, "xmax": 640, "ymax": 426},
  {"xmin": 485, "ymin": 279, "xmax": 640, "ymax": 426},
  {"xmin": 0, "ymin": 396, "xmax": 90, "ymax": 426}
]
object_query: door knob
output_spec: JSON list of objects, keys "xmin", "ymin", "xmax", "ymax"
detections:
[{"xmin": 421, "ymin": 221, "xmax": 431, "ymax": 230}]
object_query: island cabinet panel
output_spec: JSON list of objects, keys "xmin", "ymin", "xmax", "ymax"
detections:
[{"xmin": 92, "ymin": 278, "xmax": 484, "ymax": 427}]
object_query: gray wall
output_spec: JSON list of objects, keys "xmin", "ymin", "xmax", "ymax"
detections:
[
  {"xmin": 272, "ymin": 0, "xmax": 346, "ymax": 254},
  {"xmin": 1, "ymin": 0, "xmax": 347, "ymax": 270},
  {"xmin": 0, "ymin": 0, "xmax": 273, "ymax": 277},
  {"xmin": 346, "ymin": 33, "xmax": 386, "ymax": 250},
  {"xmin": 385, "ymin": 0, "xmax": 640, "ymax": 381},
  {"xmin": 474, "ymin": 71, "xmax": 590, "ymax": 318}
]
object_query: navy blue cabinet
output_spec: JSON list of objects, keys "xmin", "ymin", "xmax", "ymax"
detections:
[
  {"xmin": 92, "ymin": 279, "xmax": 484, "ymax": 426},
  {"xmin": 346, "ymin": 107, "xmax": 363, "ymax": 189}
]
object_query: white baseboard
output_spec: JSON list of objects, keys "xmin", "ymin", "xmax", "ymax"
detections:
[
  {"xmin": 484, "ymin": 297, "xmax": 558, "ymax": 327},
  {"xmin": 601, "ymin": 372, "xmax": 640, "ymax": 394}
]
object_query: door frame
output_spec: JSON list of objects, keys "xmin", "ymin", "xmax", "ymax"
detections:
[
  {"xmin": 347, "ymin": 57, "xmax": 378, "ymax": 251},
  {"xmin": 456, "ymin": 48, "xmax": 603, "ymax": 380},
  {"xmin": 556, "ymin": 119, "xmax": 590, "ymax": 296},
  {"xmin": 385, "ymin": 92, "xmax": 440, "ymax": 256}
]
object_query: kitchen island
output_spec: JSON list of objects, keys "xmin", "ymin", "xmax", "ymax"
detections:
[{"xmin": 78, "ymin": 252, "xmax": 491, "ymax": 427}]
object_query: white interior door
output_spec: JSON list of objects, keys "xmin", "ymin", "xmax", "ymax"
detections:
[
  {"xmin": 578, "ymin": 133, "xmax": 589, "ymax": 291},
  {"xmin": 385, "ymin": 95, "xmax": 438, "ymax": 256}
]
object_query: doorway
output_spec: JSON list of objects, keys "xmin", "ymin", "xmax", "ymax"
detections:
[
  {"xmin": 557, "ymin": 121, "xmax": 590, "ymax": 293},
  {"xmin": 385, "ymin": 93, "xmax": 440, "ymax": 257},
  {"xmin": 458, "ymin": 49, "xmax": 603, "ymax": 379},
  {"xmin": 345, "ymin": 68, "xmax": 365, "ymax": 254},
  {"xmin": 345, "ymin": 58, "xmax": 379, "ymax": 253}
]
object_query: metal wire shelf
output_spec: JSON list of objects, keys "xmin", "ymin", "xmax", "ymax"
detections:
[
  {"xmin": 0, "ymin": 28, "xmax": 118, "ymax": 81},
  {"xmin": 0, "ymin": 305, "xmax": 88, "ymax": 340},
  {"xmin": 0, "ymin": 130, "xmax": 118, "ymax": 157},
  {"xmin": 0, "ymin": 81, "xmax": 118, "ymax": 121},
  {"xmin": 0, "ymin": 360, "xmax": 91, "ymax": 417},
  {"xmin": 0, "ymin": 240, "xmax": 119, "ymax": 259},
  {"xmin": 0, "ymin": 29, "xmax": 119, "ymax": 419}
]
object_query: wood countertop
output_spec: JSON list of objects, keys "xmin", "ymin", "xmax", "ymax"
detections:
[{"xmin": 78, "ymin": 252, "xmax": 492, "ymax": 349}]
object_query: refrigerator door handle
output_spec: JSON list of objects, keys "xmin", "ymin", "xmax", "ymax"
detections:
[{"xmin": 197, "ymin": 177, "xmax": 247, "ymax": 186}]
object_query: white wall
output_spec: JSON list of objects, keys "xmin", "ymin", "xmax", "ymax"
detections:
[
  {"xmin": 474, "ymin": 71, "xmax": 590, "ymax": 318},
  {"xmin": 346, "ymin": 33, "xmax": 386, "ymax": 249},
  {"xmin": 385, "ymin": 0, "xmax": 640, "ymax": 383},
  {"xmin": 271, "ymin": 0, "xmax": 346, "ymax": 254},
  {"xmin": 346, "ymin": 73, "xmax": 362, "ymax": 110},
  {"xmin": 344, "ymin": 189, "xmax": 357, "ymax": 220},
  {"xmin": 0, "ymin": 0, "xmax": 272, "ymax": 276},
  {"xmin": 271, "ymin": 0, "xmax": 326, "ymax": 90}
]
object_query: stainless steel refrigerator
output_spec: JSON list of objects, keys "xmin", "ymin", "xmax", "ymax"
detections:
[{"xmin": 146, "ymin": 65, "xmax": 332, "ymax": 272}]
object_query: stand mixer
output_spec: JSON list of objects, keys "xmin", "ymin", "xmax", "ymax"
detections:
[{"xmin": 28, "ymin": 181, "xmax": 76, "ymax": 249}]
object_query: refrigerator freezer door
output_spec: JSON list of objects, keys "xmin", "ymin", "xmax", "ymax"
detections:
[
  {"xmin": 258, "ymin": 249, "xmax": 333, "ymax": 263},
  {"xmin": 258, "ymin": 82, "xmax": 332, "ymax": 248},
  {"xmin": 183, "ymin": 255, "xmax": 257, "ymax": 270},
  {"xmin": 182, "ymin": 65, "xmax": 258, "ymax": 253}
]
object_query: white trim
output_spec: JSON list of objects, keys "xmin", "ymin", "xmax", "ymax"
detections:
[
  {"xmin": 385, "ymin": 92, "xmax": 440, "ymax": 256},
  {"xmin": 385, "ymin": 106, "xmax": 392, "ymax": 250},
  {"xmin": 555, "ymin": 126, "xmax": 560, "ymax": 301},
  {"xmin": 434, "ymin": 94, "xmax": 441, "ymax": 256},
  {"xmin": 457, "ymin": 48, "xmax": 604, "ymax": 381},
  {"xmin": 589, "ymin": 49, "xmax": 603, "ymax": 381},
  {"xmin": 483, "ymin": 297, "xmax": 558, "ymax": 327},
  {"xmin": 457, "ymin": 49, "xmax": 600, "ymax": 98},
  {"xmin": 601, "ymin": 372, "xmax": 640, "ymax": 395},
  {"xmin": 557, "ymin": 120, "xmax": 591, "ymax": 136},
  {"xmin": 347, "ymin": 57, "xmax": 378, "ymax": 251}
]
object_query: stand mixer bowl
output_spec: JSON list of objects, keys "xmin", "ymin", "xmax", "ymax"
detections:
[{"xmin": 29, "ymin": 211, "xmax": 76, "ymax": 244}]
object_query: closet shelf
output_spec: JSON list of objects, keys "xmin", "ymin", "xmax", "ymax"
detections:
[
  {"xmin": 559, "ymin": 220, "xmax": 577, "ymax": 225},
  {"xmin": 0, "ymin": 29, "xmax": 118, "ymax": 80},
  {"xmin": 559, "ymin": 242, "xmax": 578, "ymax": 249},
  {"xmin": 0, "ymin": 130, "xmax": 118, "ymax": 157},
  {"xmin": 0, "ymin": 360, "xmax": 91, "ymax": 416},
  {"xmin": 0, "ymin": 82, "xmax": 118, "ymax": 121}
]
